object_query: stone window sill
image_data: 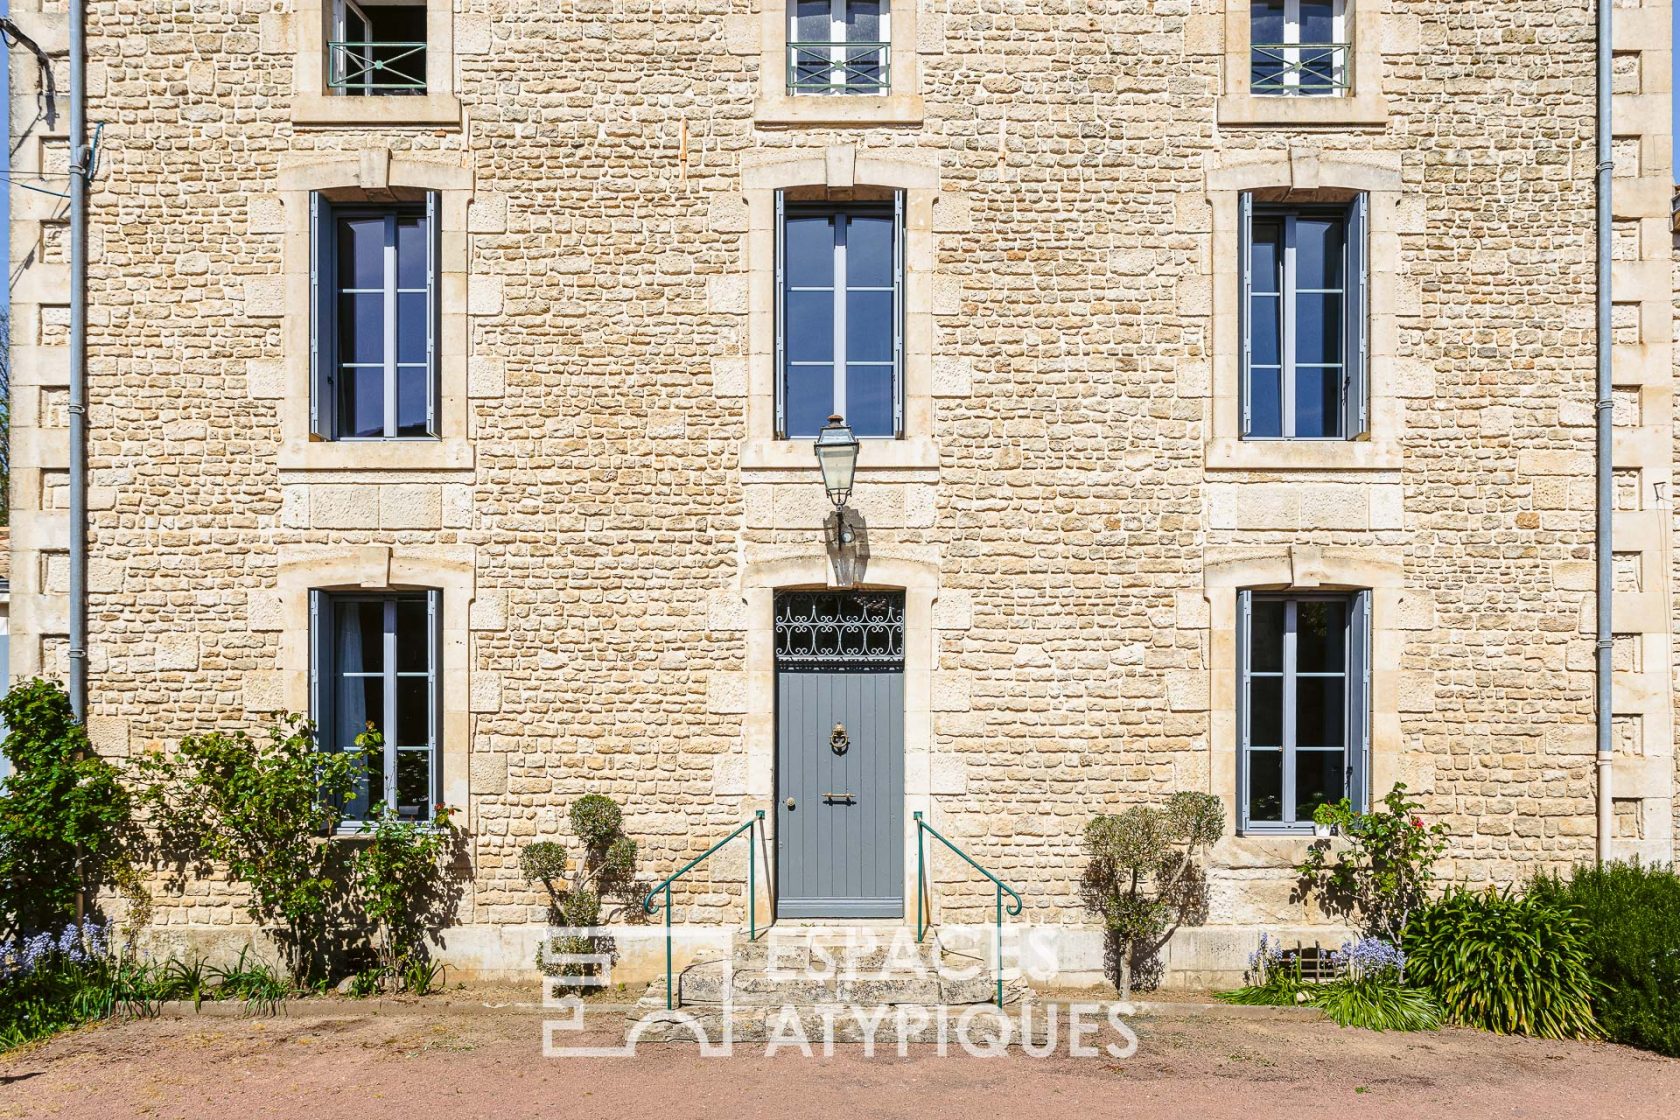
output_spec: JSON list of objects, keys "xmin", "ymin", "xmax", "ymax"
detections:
[
  {"xmin": 1216, "ymin": 93, "xmax": 1390, "ymax": 129},
  {"xmin": 753, "ymin": 94, "xmax": 926, "ymax": 128},
  {"xmin": 741, "ymin": 435, "xmax": 939, "ymax": 476},
  {"xmin": 1205, "ymin": 438, "xmax": 1401, "ymax": 472},
  {"xmin": 292, "ymin": 93, "xmax": 463, "ymax": 129},
  {"xmin": 277, "ymin": 437, "xmax": 475, "ymax": 473},
  {"xmin": 1216, "ymin": 834, "xmax": 1320, "ymax": 869}
]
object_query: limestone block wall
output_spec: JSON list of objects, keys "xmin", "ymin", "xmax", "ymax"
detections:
[{"xmin": 2, "ymin": 1, "xmax": 1674, "ymax": 982}]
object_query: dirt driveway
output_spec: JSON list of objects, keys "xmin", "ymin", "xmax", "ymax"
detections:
[{"xmin": 1, "ymin": 991, "xmax": 1674, "ymax": 1120}]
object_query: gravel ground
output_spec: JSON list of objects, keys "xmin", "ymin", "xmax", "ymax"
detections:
[{"xmin": 0, "ymin": 991, "xmax": 1674, "ymax": 1120}]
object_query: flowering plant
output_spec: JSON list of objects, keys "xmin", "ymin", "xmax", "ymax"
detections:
[{"xmin": 1296, "ymin": 783, "xmax": 1450, "ymax": 941}]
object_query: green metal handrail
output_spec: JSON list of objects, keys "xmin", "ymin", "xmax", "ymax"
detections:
[
  {"xmin": 788, "ymin": 41, "xmax": 890, "ymax": 95},
  {"xmin": 1250, "ymin": 42, "xmax": 1351, "ymax": 95},
  {"xmin": 642, "ymin": 810, "xmax": 765, "ymax": 1011},
  {"xmin": 913, "ymin": 811, "xmax": 1023, "ymax": 1008},
  {"xmin": 328, "ymin": 40, "xmax": 428, "ymax": 93}
]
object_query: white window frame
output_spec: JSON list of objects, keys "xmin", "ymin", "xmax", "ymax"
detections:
[
  {"xmin": 1252, "ymin": 0, "xmax": 1348, "ymax": 96},
  {"xmin": 774, "ymin": 192, "xmax": 905, "ymax": 439},
  {"xmin": 309, "ymin": 192, "xmax": 439, "ymax": 442},
  {"xmin": 310, "ymin": 590, "xmax": 442, "ymax": 828}
]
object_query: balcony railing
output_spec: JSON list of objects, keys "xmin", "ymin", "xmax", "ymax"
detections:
[
  {"xmin": 328, "ymin": 40, "xmax": 428, "ymax": 94},
  {"xmin": 788, "ymin": 41, "xmax": 890, "ymax": 95},
  {"xmin": 1250, "ymin": 43, "xmax": 1350, "ymax": 96}
]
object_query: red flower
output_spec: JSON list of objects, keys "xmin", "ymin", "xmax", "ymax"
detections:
[{"xmin": 1411, "ymin": 817, "xmax": 1423, "ymax": 829}]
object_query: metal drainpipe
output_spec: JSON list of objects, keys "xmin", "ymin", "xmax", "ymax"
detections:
[
  {"xmin": 68, "ymin": 0, "xmax": 89, "ymax": 722},
  {"xmin": 1594, "ymin": 0, "xmax": 1614, "ymax": 864}
]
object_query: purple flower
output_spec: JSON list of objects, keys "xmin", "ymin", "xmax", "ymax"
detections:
[{"xmin": 1334, "ymin": 936, "xmax": 1405, "ymax": 980}]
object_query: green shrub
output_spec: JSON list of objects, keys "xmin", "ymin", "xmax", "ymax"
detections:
[
  {"xmin": 522, "ymin": 795, "xmax": 641, "ymax": 981},
  {"xmin": 0, "ymin": 680, "xmax": 134, "ymax": 938},
  {"xmin": 349, "ymin": 766, "xmax": 461, "ymax": 991},
  {"xmin": 1529, "ymin": 861, "xmax": 1680, "ymax": 1057},
  {"xmin": 1218, "ymin": 932, "xmax": 1317, "ymax": 1007},
  {"xmin": 1404, "ymin": 888, "xmax": 1600, "ymax": 1039},
  {"xmin": 1315, "ymin": 976, "xmax": 1441, "ymax": 1032},
  {"xmin": 1295, "ymin": 783, "xmax": 1449, "ymax": 941}
]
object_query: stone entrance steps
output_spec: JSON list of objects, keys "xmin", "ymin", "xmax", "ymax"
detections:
[{"xmin": 626, "ymin": 926, "xmax": 1037, "ymax": 1044}]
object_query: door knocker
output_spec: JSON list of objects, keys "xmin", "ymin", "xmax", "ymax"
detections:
[{"xmin": 830, "ymin": 723, "xmax": 850, "ymax": 755}]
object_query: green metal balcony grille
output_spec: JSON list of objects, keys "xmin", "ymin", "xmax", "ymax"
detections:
[
  {"xmin": 1251, "ymin": 43, "xmax": 1350, "ymax": 95},
  {"xmin": 788, "ymin": 41, "xmax": 890, "ymax": 95},
  {"xmin": 328, "ymin": 40, "xmax": 427, "ymax": 94}
]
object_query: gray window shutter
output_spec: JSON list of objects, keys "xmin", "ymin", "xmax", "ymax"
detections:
[
  {"xmin": 774, "ymin": 190, "xmax": 786, "ymax": 438},
  {"xmin": 1345, "ymin": 193, "xmax": 1369, "ymax": 438},
  {"xmin": 309, "ymin": 590, "xmax": 332, "ymax": 752},
  {"xmin": 893, "ymin": 189, "xmax": 905, "ymax": 437},
  {"xmin": 1238, "ymin": 192, "xmax": 1254, "ymax": 437},
  {"xmin": 425, "ymin": 191, "xmax": 440, "ymax": 437},
  {"xmin": 427, "ymin": 589, "xmax": 444, "ymax": 809},
  {"xmin": 309, "ymin": 194, "xmax": 333, "ymax": 439},
  {"xmin": 1346, "ymin": 589, "xmax": 1372, "ymax": 812},
  {"xmin": 1236, "ymin": 589, "xmax": 1252, "ymax": 833}
]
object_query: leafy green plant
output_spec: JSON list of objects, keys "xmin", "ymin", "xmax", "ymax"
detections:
[
  {"xmin": 0, "ymin": 680, "xmax": 134, "ymax": 939},
  {"xmin": 208, "ymin": 948, "xmax": 292, "ymax": 1015},
  {"xmin": 159, "ymin": 955, "xmax": 212, "ymax": 1010},
  {"xmin": 521, "ymin": 794, "xmax": 640, "ymax": 980},
  {"xmin": 1529, "ymin": 861, "xmax": 1680, "ymax": 1057},
  {"xmin": 1218, "ymin": 932, "xmax": 1318, "ymax": 1006},
  {"xmin": 135, "ymin": 715, "xmax": 361, "ymax": 985},
  {"xmin": 1082, "ymin": 792, "xmax": 1225, "ymax": 999},
  {"xmin": 401, "ymin": 955, "xmax": 445, "ymax": 996},
  {"xmin": 1404, "ymin": 888, "xmax": 1600, "ymax": 1039},
  {"xmin": 1315, "ymin": 976, "xmax": 1441, "ymax": 1032},
  {"xmin": 1295, "ymin": 783, "xmax": 1449, "ymax": 941}
]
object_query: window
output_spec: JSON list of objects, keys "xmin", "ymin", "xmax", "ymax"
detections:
[
  {"xmin": 329, "ymin": 0, "xmax": 428, "ymax": 95},
  {"xmin": 777, "ymin": 195, "xmax": 903, "ymax": 439},
  {"xmin": 1250, "ymin": 0, "xmax": 1348, "ymax": 96},
  {"xmin": 1241, "ymin": 194, "xmax": 1367, "ymax": 440},
  {"xmin": 310, "ymin": 194, "xmax": 438, "ymax": 441},
  {"xmin": 1238, "ymin": 592, "xmax": 1370, "ymax": 834},
  {"xmin": 789, "ymin": 0, "xmax": 891, "ymax": 95},
  {"xmin": 310, "ymin": 591, "xmax": 442, "ymax": 825}
]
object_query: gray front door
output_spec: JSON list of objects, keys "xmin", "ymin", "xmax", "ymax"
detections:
[{"xmin": 774, "ymin": 591, "xmax": 905, "ymax": 919}]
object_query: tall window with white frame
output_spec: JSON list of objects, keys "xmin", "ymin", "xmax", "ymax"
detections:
[
  {"xmin": 1238, "ymin": 592, "xmax": 1371, "ymax": 834},
  {"xmin": 777, "ymin": 194, "xmax": 903, "ymax": 439},
  {"xmin": 1241, "ymin": 193, "xmax": 1367, "ymax": 440},
  {"xmin": 311, "ymin": 591, "xmax": 442, "ymax": 826},
  {"xmin": 1250, "ymin": 0, "xmax": 1349, "ymax": 96},
  {"xmin": 310, "ymin": 192, "xmax": 438, "ymax": 441},
  {"xmin": 329, "ymin": 0, "xmax": 429, "ymax": 95},
  {"xmin": 789, "ymin": 0, "xmax": 890, "ymax": 95}
]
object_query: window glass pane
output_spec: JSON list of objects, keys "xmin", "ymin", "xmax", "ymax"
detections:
[
  {"xmin": 1250, "ymin": 0, "xmax": 1286, "ymax": 42},
  {"xmin": 344, "ymin": 746, "xmax": 384, "ymax": 819},
  {"xmin": 1294, "ymin": 366, "xmax": 1342, "ymax": 439},
  {"xmin": 338, "ymin": 292, "xmax": 385, "ymax": 365},
  {"xmin": 1250, "ymin": 222, "xmax": 1282, "ymax": 295},
  {"xmin": 786, "ymin": 290, "xmax": 834, "ymax": 364},
  {"xmin": 395, "ymin": 750, "xmax": 432, "ymax": 819},
  {"xmin": 845, "ymin": 0, "xmax": 885, "ymax": 41},
  {"xmin": 337, "ymin": 601, "xmax": 386, "ymax": 674},
  {"xmin": 1249, "ymin": 676, "xmax": 1283, "ymax": 747},
  {"xmin": 396, "ymin": 367, "xmax": 429, "ymax": 437},
  {"xmin": 1299, "ymin": 45, "xmax": 1337, "ymax": 91},
  {"xmin": 396, "ymin": 599, "xmax": 430, "ymax": 672},
  {"xmin": 1295, "ymin": 292, "xmax": 1342, "ymax": 364},
  {"xmin": 1297, "ymin": 677, "xmax": 1346, "ymax": 748},
  {"xmin": 1251, "ymin": 599, "xmax": 1285, "ymax": 673},
  {"xmin": 793, "ymin": 0, "xmax": 830, "ymax": 40},
  {"xmin": 785, "ymin": 215, "xmax": 835, "ymax": 288},
  {"xmin": 337, "ymin": 674, "xmax": 383, "ymax": 754},
  {"xmin": 785, "ymin": 363, "xmax": 834, "ymax": 437},
  {"xmin": 1296, "ymin": 749, "xmax": 1346, "ymax": 820},
  {"xmin": 1296, "ymin": 217, "xmax": 1344, "ymax": 290},
  {"xmin": 338, "ymin": 366, "xmax": 386, "ymax": 438},
  {"xmin": 337, "ymin": 217, "xmax": 385, "ymax": 290},
  {"xmin": 396, "ymin": 677, "xmax": 430, "ymax": 748},
  {"xmin": 1296, "ymin": 601, "xmax": 1347, "ymax": 672},
  {"xmin": 1300, "ymin": 0, "xmax": 1338, "ymax": 43},
  {"xmin": 846, "ymin": 289, "xmax": 894, "ymax": 364},
  {"xmin": 1247, "ymin": 366, "xmax": 1282, "ymax": 438},
  {"xmin": 845, "ymin": 363, "xmax": 896, "ymax": 437},
  {"xmin": 395, "ymin": 215, "xmax": 428, "ymax": 290},
  {"xmin": 396, "ymin": 292, "xmax": 428, "ymax": 366},
  {"xmin": 1248, "ymin": 295, "xmax": 1281, "ymax": 366},
  {"xmin": 846, "ymin": 214, "xmax": 894, "ymax": 288},
  {"xmin": 1247, "ymin": 749, "xmax": 1284, "ymax": 823}
]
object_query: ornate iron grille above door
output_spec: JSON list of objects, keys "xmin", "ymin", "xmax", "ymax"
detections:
[{"xmin": 774, "ymin": 591, "xmax": 905, "ymax": 670}]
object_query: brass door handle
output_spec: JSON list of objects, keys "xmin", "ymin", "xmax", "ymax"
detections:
[{"xmin": 822, "ymin": 792, "xmax": 857, "ymax": 805}]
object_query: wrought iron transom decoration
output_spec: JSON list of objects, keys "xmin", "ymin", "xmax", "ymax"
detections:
[{"xmin": 774, "ymin": 591, "xmax": 905, "ymax": 670}]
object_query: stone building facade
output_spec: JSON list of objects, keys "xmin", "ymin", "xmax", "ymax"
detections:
[{"xmin": 5, "ymin": 1, "xmax": 1677, "ymax": 984}]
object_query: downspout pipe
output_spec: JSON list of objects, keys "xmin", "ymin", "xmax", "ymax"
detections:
[
  {"xmin": 1594, "ymin": 0, "xmax": 1614, "ymax": 864},
  {"xmin": 68, "ymin": 0, "xmax": 88, "ymax": 722}
]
